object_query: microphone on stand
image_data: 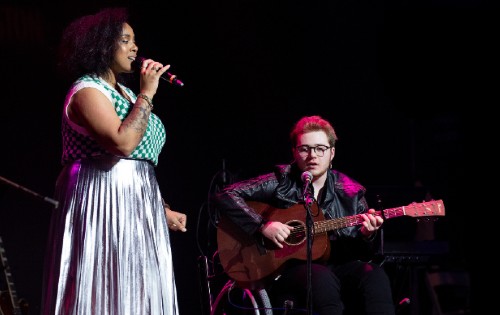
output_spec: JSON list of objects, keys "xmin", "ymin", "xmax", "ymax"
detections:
[
  {"xmin": 133, "ymin": 56, "xmax": 184, "ymax": 87},
  {"xmin": 301, "ymin": 171, "xmax": 314, "ymax": 205},
  {"xmin": 301, "ymin": 171, "xmax": 312, "ymax": 191}
]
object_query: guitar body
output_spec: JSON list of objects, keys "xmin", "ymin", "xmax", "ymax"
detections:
[
  {"xmin": 217, "ymin": 201, "xmax": 330, "ymax": 289},
  {"xmin": 217, "ymin": 199, "xmax": 445, "ymax": 289}
]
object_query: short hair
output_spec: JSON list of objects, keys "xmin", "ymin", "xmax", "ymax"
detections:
[
  {"xmin": 289, "ymin": 115, "xmax": 338, "ymax": 147},
  {"xmin": 57, "ymin": 7, "xmax": 129, "ymax": 83}
]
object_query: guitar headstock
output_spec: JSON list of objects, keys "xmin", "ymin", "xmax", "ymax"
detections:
[{"xmin": 403, "ymin": 199, "xmax": 445, "ymax": 218}]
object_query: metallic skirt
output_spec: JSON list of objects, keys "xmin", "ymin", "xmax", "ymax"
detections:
[{"xmin": 41, "ymin": 155, "xmax": 179, "ymax": 315}]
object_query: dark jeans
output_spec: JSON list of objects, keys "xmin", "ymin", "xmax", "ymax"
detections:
[{"xmin": 269, "ymin": 260, "xmax": 395, "ymax": 315}]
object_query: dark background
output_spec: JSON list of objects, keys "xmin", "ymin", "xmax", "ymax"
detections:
[{"xmin": 0, "ymin": 0, "xmax": 494, "ymax": 314}]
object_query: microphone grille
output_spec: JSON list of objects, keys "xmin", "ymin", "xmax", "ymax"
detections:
[
  {"xmin": 132, "ymin": 56, "xmax": 146, "ymax": 71},
  {"xmin": 301, "ymin": 171, "xmax": 313, "ymax": 183}
]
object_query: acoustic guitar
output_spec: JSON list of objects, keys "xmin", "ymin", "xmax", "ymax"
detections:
[
  {"xmin": 217, "ymin": 199, "xmax": 445, "ymax": 289},
  {"xmin": 0, "ymin": 236, "xmax": 23, "ymax": 315}
]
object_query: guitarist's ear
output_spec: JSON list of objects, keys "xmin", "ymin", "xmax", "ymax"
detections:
[
  {"xmin": 328, "ymin": 153, "xmax": 335, "ymax": 169},
  {"xmin": 330, "ymin": 147, "xmax": 335, "ymax": 160}
]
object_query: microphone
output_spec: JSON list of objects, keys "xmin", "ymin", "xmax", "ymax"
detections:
[
  {"xmin": 301, "ymin": 171, "xmax": 313, "ymax": 187},
  {"xmin": 134, "ymin": 56, "xmax": 184, "ymax": 87},
  {"xmin": 301, "ymin": 171, "xmax": 313, "ymax": 205}
]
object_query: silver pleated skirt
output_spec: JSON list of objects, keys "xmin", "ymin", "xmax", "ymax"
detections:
[{"xmin": 41, "ymin": 155, "xmax": 179, "ymax": 315}]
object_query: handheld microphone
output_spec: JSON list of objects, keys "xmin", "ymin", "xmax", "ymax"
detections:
[{"xmin": 134, "ymin": 56, "xmax": 184, "ymax": 87}]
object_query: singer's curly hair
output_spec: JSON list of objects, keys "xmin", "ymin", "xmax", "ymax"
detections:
[
  {"xmin": 290, "ymin": 115, "xmax": 339, "ymax": 148},
  {"xmin": 57, "ymin": 7, "xmax": 130, "ymax": 84}
]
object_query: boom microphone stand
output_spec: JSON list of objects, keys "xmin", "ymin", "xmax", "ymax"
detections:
[{"xmin": 0, "ymin": 175, "xmax": 59, "ymax": 209}]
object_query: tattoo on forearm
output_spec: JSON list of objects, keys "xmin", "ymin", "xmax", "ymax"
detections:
[{"xmin": 123, "ymin": 105, "xmax": 150, "ymax": 133}]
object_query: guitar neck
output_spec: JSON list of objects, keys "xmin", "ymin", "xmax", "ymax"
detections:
[
  {"xmin": 0, "ymin": 236, "xmax": 22, "ymax": 315},
  {"xmin": 313, "ymin": 199, "xmax": 445, "ymax": 234},
  {"xmin": 217, "ymin": 199, "xmax": 445, "ymax": 289}
]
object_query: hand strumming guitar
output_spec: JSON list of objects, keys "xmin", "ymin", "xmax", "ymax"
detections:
[{"xmin": 259, "ymin": 221, "xmax": 293, "ymax": 248}]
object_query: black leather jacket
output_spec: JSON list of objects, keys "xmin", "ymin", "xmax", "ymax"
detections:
[{"xmin": 215, "ymin": 163, "xmax": 375, "ymax": 250}]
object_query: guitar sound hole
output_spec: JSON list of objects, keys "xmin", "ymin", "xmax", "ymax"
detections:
[{"xmin": 285, "ymin": 220, "xmax": 306, "ymax": 245}]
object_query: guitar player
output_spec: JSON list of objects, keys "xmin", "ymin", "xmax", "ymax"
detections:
[{"xmin": 214, "ymin": 115, "xmax": 395, "ymax": 315}]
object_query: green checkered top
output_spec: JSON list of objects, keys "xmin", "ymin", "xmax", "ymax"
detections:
[{"xmin": 61, "ymin": 75, "xmax": 166, "ymax": 166}]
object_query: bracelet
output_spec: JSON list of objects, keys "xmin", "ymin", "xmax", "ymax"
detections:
[{"xmin": 137, "ymin": 93, "xmax": 153, "ymax": 110}]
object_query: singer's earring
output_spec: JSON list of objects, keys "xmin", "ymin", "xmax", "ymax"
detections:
[{"xmin": 329, "ymin": 162, "xmax": 332, "ymax": 169}]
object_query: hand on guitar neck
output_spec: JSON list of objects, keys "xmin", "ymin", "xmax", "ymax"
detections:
[{"xmin": 217, "ymin": 199, "xmax": 445, "ymax": 289}]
